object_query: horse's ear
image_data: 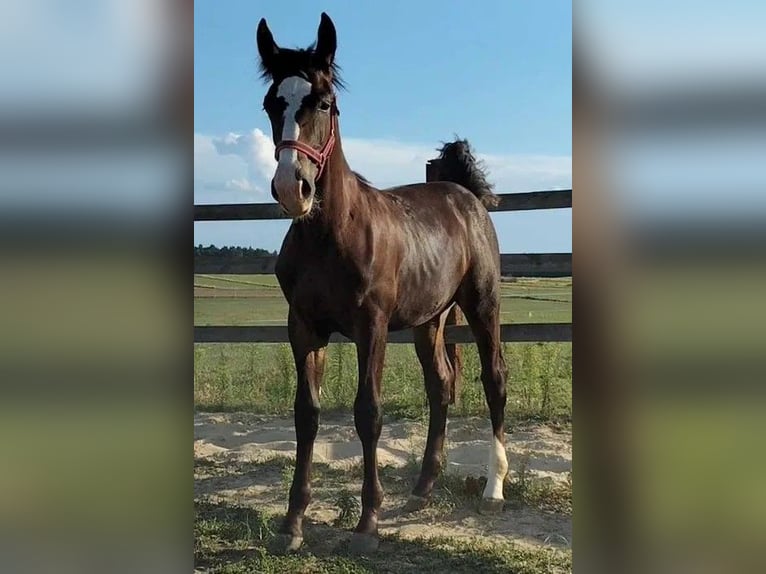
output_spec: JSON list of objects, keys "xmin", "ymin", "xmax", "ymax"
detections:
[
  {"xmin": 256, "ymin": 18, "xmax": 279, "ymax": 74},
  {"xmin": 315, "ymin": 12, "xmax": 337, "ymax": 69}
]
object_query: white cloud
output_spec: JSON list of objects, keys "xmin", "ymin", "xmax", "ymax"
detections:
[
  {"xmin": 224, "ymin": 178, "xmax": 258, "ymax": 192},
  {"xmin": 342, "ymin": 138, "xmax": 434, "ymax": 188},
  {"xmin": 481, "ymin": 154, "xmax": 573, "ymax": 192},
  {"xmin": 194, "ymin": 130, "xmax": 275, "ymax": 200},
  {"xmin": 212, "ymin": 128, "xmax": 277, "ymax": 183}
]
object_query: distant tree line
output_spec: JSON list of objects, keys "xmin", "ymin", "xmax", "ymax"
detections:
[{"xmin": 195, "ymin": 245, "xmax": 277, "ymax": 259}]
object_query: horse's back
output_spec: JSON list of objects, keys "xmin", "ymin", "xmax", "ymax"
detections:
[
  {"xmin": 383, "ymin": 181, "xmax": 483, "ymax": 212},
  {"xmin": 383, "ymin": 181, "xmax": 500, "ymax": 262}
]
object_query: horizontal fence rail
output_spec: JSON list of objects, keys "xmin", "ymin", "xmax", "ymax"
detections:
[
  {"xmin": 492, "ymin": 190, "xmax": 572, "ymax": 212},
  {"xmin": 195, "ymin": 252, "xmax": 572, "ymax": 277},
  {"xmin": 194, "ymin": 189, "xmax": 572, "ymax": 221},
  {"xmin": 194, "ymin": 323, "xmax": 572, "ymax": 344}
]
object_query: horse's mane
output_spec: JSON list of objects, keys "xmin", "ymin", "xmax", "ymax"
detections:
[
  {"xmin": 258, "ymin": 44, "xmax": 346, "ymax": 90},
  {"xmin": 353, "ymin": 171, "xmax": 372, "ymax": 186}
]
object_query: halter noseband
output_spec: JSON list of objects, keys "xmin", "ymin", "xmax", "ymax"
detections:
[{"xmin": 273, "ymin": 103, "xmax": 338, "ymax": 181}]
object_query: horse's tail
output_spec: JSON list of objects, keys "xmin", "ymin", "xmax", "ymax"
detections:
[
  {"xmin": 445, "ymin": 304, "xmax": 463, "ymax": 405},
  {"xmin": 436, "ymin": 138, "xmax": 500, "ymax": 208},
  {"xmin": 436, "ymin": 138, "xmax": 492, "ymax": 404}
]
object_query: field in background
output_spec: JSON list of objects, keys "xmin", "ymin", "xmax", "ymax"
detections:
[
  {"xmin": 195, "ymin": 274, "xmax": 572, "ymax": 326},
  {"xmin": 194, "ymin": 276, "xmax": 572, "ymax": 422}
]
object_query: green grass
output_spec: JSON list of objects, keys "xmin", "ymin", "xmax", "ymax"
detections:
[
  {"xmin": 194, "ymin": 499, "xmax": 571, "ymax": 573},
  {"xmin": 194, "ymin": 341, "xmax": 571, "ymax": 422},
  {"xmin": 194, "ymin": 276, "xmax": 571, "ymax": 423}
]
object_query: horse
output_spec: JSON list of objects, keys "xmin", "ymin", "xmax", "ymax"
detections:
[{"xmin": 256, "ymin": 12, "xmax": 508, "ymax": 554}]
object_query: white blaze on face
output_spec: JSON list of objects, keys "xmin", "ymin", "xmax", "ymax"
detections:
[
  {"xmin": 275, "ymin": 76, "xmax": 312, "ymax": 172},
  {"xmin": 483, "ymin": 435, "xmax": 509, "ymax": 500}
]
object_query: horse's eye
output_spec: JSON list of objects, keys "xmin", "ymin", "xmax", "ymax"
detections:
[{"xmin": 318, "ymin": 100, "xmax": 331, "ymax": 112}]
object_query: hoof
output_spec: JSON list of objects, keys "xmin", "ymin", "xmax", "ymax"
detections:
[
  {"xmin": 272, "ymin": 533, "xmax": 303, "ymax": 554},
  {"xmin": 403, "ymin": 494, "xmax": 429, "ymax": 513},
  {"xmin": 478, "ymin": 497, "xmax": 505, "ymax": 514},
  {"xmin": 348, "ymin": 532, "xmax": 379, "ymax": 555}
]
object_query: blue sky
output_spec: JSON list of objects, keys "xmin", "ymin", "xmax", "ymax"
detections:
[{"xmin": 194, "ymin": 1, "xmax": 572, "ymax": 253}]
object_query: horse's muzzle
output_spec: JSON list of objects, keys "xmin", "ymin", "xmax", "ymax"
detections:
[{"xmin": 271, "ymin": 175, "xmax": 314, "ymax": 218}]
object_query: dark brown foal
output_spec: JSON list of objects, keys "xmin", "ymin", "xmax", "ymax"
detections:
[{"xmin": 256, "ymin": 13, "xmax": 509, "ymax": 554}]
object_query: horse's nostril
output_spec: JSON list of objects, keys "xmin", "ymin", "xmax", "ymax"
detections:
[
  {"xmin": 270, "ymin": 181, "xmax": 279, "ymax": 201},
  {"xmin": 300, "ymin": 178, "xmax": 313, "ymax": 200}
]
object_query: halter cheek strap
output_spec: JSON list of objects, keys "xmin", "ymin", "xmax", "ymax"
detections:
[{"xmin": 273, "ymin": 105, "xmax": 338, "ymax": 181}]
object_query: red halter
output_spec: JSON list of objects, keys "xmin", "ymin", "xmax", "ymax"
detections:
[{"xmin": 273, "ymin": 107, "xmax": 337, "ymax": 181}]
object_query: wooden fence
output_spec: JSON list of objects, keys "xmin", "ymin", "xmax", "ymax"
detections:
[{"xmin": 194, "ymin": 158, "xmax": 572, "ymax": 344}]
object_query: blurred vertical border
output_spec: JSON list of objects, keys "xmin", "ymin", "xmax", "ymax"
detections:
[
  {"xmin": 0, "ymin": 1, "xmax": 192, "ymax": 573},
  {"xmin": 575, "ymin": 1, "xmax": 766, "ymax": 572}
]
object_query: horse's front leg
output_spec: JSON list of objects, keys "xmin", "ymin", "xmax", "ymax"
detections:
[
  {"xmin": 278, "ymin": 310, "xmax": 328, "ymax": 552},
  {"xmin": 350, "ymin": 310, "xmax": 388, "ymax": 554}
]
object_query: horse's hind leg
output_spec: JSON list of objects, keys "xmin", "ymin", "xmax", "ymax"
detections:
[
  {"xmin": 456, "ymin": 274, "xmax": 508, "ymax": 513},
  {"xmin": 405, "ymin": 308, "xmax": 455, "ymax": 510}
]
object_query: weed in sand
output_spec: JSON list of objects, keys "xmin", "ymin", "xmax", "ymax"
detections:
[
  {"xmin": 195, "ymin": 501, "xmax": 277, "ymax": 552},
  {"xmin": 503, "ymin": 453, "xmax": 572, "ymax": 515},
  {"xmin": 332, "ymin": 489, "xmax": 361, "ymax": 529}
]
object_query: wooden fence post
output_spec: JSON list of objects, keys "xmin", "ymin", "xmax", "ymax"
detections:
[{"xmin": 426, "ymin": 159, "xmax": 441, "ymax": 183}]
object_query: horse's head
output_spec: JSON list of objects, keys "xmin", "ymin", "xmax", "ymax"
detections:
[{"xmin": 257, "ymin": 13, "xmax": 341, "ymax": 218}]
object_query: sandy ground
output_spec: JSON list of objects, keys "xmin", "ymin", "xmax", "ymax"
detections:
[{"xmin": 194, "ymin": 412, "xmax": 571, "ymax": 550}]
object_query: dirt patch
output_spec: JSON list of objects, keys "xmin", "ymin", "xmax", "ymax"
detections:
[{"xmin": 194, "ymin": 411, "xmax": 571, "ymax": 551}]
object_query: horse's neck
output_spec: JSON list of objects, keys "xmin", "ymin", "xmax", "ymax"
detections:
[{"xmin": 315, "ymin": 142, "xmax": 368, "ymax": 234}]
